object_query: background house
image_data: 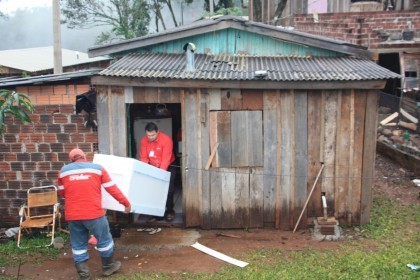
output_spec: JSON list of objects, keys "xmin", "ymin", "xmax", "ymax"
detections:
[
  {"xmin": 0, "ymin": 46, "xmax": 110, "ymax": 77},
  {"xmin": 87, "ymin": 16, "xmax": 399, "ymax": 230}
]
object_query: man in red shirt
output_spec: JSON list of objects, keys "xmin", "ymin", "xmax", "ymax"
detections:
[
  {"xmin": 58, "ymin": 148, "xmax": 131, "ymax": 280},
  {"xmin": 139, "ymin": 122, "xmax": 176, "ymax": 221}
]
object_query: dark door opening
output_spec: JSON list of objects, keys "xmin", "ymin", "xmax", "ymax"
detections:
[{"xmin": 128, "ymin": 103, "xmax": 183, "ymax": 226}]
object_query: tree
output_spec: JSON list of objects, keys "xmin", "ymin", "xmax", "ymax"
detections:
[
  {"xmin": 0, "ymin": 90, "xmax": 34, "ymax": 135},
  {"xmin": 0, "ymin": 0, "xmax": 7, "ymax": 19},
  {"xmin": 60, "ymin": 0, "xmax": 151, "ymax": 44}
]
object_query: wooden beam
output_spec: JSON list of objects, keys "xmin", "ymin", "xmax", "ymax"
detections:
[
  {"xmin": 92, "ymin": 76, "xmax": 387, "ymax": 90},
  {"xmin": 205, "ymin": 143, "xmax": 219, "ymax": 170}
]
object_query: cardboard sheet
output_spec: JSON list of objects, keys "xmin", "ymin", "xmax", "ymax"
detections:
[{"xmin": 93, "ymin": 154, "xmax": 170, "ymax": 216}]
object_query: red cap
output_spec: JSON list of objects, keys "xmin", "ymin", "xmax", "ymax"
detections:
[{"xmin": 69, "ymin": 148, "xmax": 85, "ymax": 161}]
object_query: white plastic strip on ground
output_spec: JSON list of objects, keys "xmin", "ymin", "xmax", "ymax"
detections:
[{"xmin": 191, "ymin": 242, "xmax": 249, "ymax": 268}]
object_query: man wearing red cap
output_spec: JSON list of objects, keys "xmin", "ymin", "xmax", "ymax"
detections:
[{"xmin": 58, "ymin": 148, "xmax": 131, "ymax": 280}]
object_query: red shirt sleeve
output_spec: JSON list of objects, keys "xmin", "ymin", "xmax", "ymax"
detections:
[
  {"xmin": 139, "ymin": 136, "xmax": 148, "ymax": 163},
  {"xmin": 159, "ymin": 134, "xmax": 173, "ymax": 171}
]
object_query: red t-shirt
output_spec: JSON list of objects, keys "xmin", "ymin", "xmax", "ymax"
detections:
[
  {"xmin": 139, "ymin": 132, "xmax": 175, "ymax": 170},
  {"xmin": 57, "ymin": 160, "xmax": 130, "ymax": 221}
]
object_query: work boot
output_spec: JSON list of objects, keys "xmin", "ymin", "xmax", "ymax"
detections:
[
  {"xmin": 101, "ymin": 254, "xmax": 121, "ymax": 276},
  {"xmin": 75, "ymin": 261, "xmax": 90, "ymax": 280}
]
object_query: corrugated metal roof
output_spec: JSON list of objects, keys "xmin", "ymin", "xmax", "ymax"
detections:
[
  {"xmin": 0, "ymin": 69, "xmax": 101, "ymax": 87},
  {"xmin": 99, "ymin": 53, "xmax": 400, "ymax": 81},
  {"xmin": 0, "ymin": 47, "xmax": 110, "ymax": 72}
]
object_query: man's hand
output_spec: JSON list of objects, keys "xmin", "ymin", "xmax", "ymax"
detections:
[{"xmin": 124, "ymin": 205, "xmax": 131, "ymax": 213}]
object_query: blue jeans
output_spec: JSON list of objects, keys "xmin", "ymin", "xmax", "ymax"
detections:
[{"xmin": 69, "ymin": 216, "xmax": 114, "ymax": 264}]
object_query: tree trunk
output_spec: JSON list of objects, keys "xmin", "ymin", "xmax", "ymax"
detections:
[{"xmin": 164, "ymin": 0, "xmax": 178, "ymax": 27}]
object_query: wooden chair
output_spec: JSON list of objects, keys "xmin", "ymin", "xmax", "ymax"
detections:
[{"xmin": 17, "ymin": 185, "xmax": 61, "ymax": 248}]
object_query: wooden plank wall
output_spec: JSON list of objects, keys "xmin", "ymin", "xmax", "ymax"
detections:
[
  {"xmin": 184, "ymin": 89, "xmax": 201, "ymax": 227},
  {"xmin": 99, "ymin": 85, "xmax": 377, "ymax": 229},
  {"xmin": 96, "ymin": 86, "xmax": 127, "ymax": 156}
]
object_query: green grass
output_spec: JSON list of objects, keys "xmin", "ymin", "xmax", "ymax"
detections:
[
  {"xmin": 0, "ymin": 197, "xmax": 418, "ymax": 279},
  {"xmin": 117, "ymin": 197, "xmax": 420, "ymax": 280}
]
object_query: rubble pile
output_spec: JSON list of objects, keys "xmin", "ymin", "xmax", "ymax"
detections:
[{"xmin": 377, "ymin": 106, "xmax": 420, "ymax": 159}]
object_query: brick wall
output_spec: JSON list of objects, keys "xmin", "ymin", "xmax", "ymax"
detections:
[
  {"xmin": 0, "ymin": 84, "xmax": 98, "ymax": 225},
  {"xmin": 293, "ymin": 10, "xmax": 420, "ymax": 50}
]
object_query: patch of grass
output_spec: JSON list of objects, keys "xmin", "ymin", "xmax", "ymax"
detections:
[
  {"xmin": 120, "ymin": 197, "xmax": 420, "ymax": 280},
  {"xmin": 0, "ymin": 232, "xmax": 68, "ymax": 267}
]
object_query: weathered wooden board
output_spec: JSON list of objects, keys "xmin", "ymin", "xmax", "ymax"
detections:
[
  {"xmin": 293, "ymin": 90, "xmax": 308, "ymax": 229},
  {"xmin": 200, "ymin": 91, "xmax": 211, "ymax": 229},
  {"xmin": 322, "ymin": 90, "xmax": 338, "ymax": 216},
  {"xmin": 278, "ymin": 91, "xmax": 293, "ymax": 230},
  {"xmin": 221, "ymin": 89, "xmax": 242, "ymax": 110},
  {"xmin": 110, "ymin": 87, "xmax": 127, "ymax": 156},
  {"xmin": 220, "ymin": 168, "xmax": 236, "ymax": 228},
  {"xmin": 133, "ymin": 87, "xmax": 159, "ymax": 103},
  {"xmin": 360, "ymin": 90, "xmax": 379, "ymax": 225},
  {"xmin": 250, "ymin": 167, "xmax": 264, "ymax": 227},
  {"xmin": 97, "ymin": 86, "xmax": 111, "ymax": 155},
  {"xmin": 351, "ymin": 90, "xmax": 367, "ymax": 225},
  {"xmin": 210, "ymin": 168, "xmax": 223, "ymax": 228},
  {"xmin": 184, "ymin": 89, "xmax": 201, "ymax": 227},
  {"xmin": 242, "ymin": 89, "xmax": 263, "ymax": 110},
  {"xmin": 215, "ymin": 111, "xmax": 232, "ymax": 167},
  {"xmin": 158, "ymin": 88, "xmax": 181, "ymax": 103},
  {"xmin": 307, "ymin": 91, "xmax": 323, "ymax": 218},
  {"xmin": 263, "ymin": 91, "xmax": 279, "ymax": 225},
  {"xmin": 208, "ymin": 89, "xmax": 221, "ymax": 110},
  {"xmin": 231, "ymin": 111, "xmax": 263, "ymax": 167},
  {"xmin": 234, "ymin": 168, "xmax": 250, "ymax": 228},
  {"xmin": 335, "ymin": 90, "xmax": 351, "ymax": 225}
]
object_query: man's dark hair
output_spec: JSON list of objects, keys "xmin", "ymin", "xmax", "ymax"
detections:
[{"xmin": 145, "ymin": 122, "xmax": 159, "ymax": 132}]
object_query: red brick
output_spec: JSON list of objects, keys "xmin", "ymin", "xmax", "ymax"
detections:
[
  {"xmin": 37, "ymin": 162, "xmax": 51, "ymax": 171},
  {"xmin": 44, "ymin": 153, "xmax": 58, "ymax": 161},
  {"xmin": 60, "ymin": 105, "xmax": 74, "ymax": 114},
  {"xmin": 31, "ymin": 153, "xmax": 44, "ymax": 161},
  {"xmin": 70, "ymin": 134, "xmax": 85, "ymax": 142},
  {"xmin": 0, "ymin": 162, "xmax": 11, "ymax": 171},
  {"xmin": 85, "ymin": 134, "xmax": 98, "ymax": 142},
  {"xmin": 24, "ymin": 162, "xmax": 36, "ymax": 170},
  {"xmin": 16, "ymin": 153, "xmax": 30, "ymax": 161},
  {"xmin": 53, "ymin": 114, "xmax": 68, "ymax": 124},
  {"xmin": 0, "ymin": 144, "xmax": 10, "ymax": 152},
  {"xmin": 34, "ymin": 124, "xmax": 47, "ymax": 133},
  {"xmin": 50, "ymin": 143, "xmax": 64, "ymax": 152},
  {"xmin": 3, "ymin": 153, "xmax": 16, "ymax": 161},
  {"xmin": 64, "ymin": 124, "xmax": 77, "ymax": 133},
  {"xmin": 21, "ymin": 171, "xmax": 32, "ymax": 180},
  {"xmin": 10, "ymin": 144, "xmax": 22, "ymax": 152},
  {"xmin": 11, "ymin": 162, "xmax": 23, "ymax": 171},
  {"xmin": 4, "ymin": 171, "xmax": 15, "ymax": 180},
  {"xmin": 24, "ymin": 143, "xmax": 36, "ymax": 152},
  {"xmin": 18, "ymin": 133, "xmax": 31, "ymax": 143},
  {"xmin": 40, "ymin": 115, "xmax": 52, "ymax": 123},
  {"xmin": 44, "ymin": 134, "xmax": 57, "ymax": 143},
  {"xmin": 8, "ymin": 181, "xmax": 21, "ymax": 189},
  {"xmin": 7, "ymin": 124, "xmax": 20, "ymax": 133},
  {"xmin": 38, "ymin": 143, "xmax": 51, "ymax": 152},
  {"xmin": 21, "ymin": 124, "xmax": 34, "ymax": 133},
  {"xmin": 45, "ymin": 105, "xmax": 60, "ymax": 114},
  {"xmin": 57, "ymin": 134, "xmax": 70, "ymax": 143},
  {"xmin": 47, "ymin": 124, "xmax": 61, "ymax": 133},
  {"xmin": 30, "ymin": 134, "xmax": 43, "ymax": 143},
  {"xmin": 3, "ymin": 134, "xmax": 16, "ymax": 143}
]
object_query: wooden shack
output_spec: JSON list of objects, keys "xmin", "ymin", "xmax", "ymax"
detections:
[{"xmin": 88, "ymin": 16, "xmax": 400, "ymax": 230}]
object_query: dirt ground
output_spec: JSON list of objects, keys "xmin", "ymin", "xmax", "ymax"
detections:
[{"xmin": 5, "ymin": 154, "xmax": 419, "ymax": 280}]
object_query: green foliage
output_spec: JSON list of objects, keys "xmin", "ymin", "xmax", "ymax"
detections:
[
  {"xmin": 0, "ymin": 89, "xmax": 34, "ymax": 135},
  {"xmin": 202, "ymin": 7, "xmax": 243, "ymax": 18},
  {"xmin": 61, "ymin": 0, "xmax": 151, "ymax": 44}
]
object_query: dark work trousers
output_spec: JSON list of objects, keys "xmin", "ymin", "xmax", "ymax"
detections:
[{"xmin": 166, "ymin": 164, "xmax": 177, "ymax": 212}]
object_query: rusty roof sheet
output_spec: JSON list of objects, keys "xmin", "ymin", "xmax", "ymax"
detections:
[{"xmin": 99, "ymin": 53, "xmax": 400, "ymax": 81}]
